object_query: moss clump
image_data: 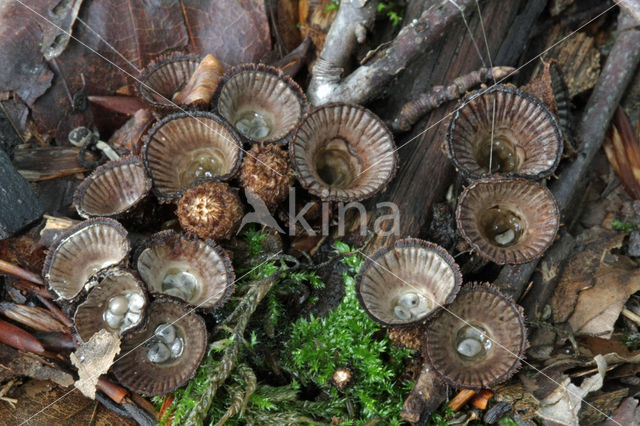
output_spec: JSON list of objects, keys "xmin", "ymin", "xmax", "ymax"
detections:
[{"xmin": 283, "ymin": 242, "xmax": 414, "ymax": 424}]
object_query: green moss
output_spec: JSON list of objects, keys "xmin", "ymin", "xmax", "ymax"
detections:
[{"xmin": 283, "ymin": 242, "xmax": 414, "ymax": 424}]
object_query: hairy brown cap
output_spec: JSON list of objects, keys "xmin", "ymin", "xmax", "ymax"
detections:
[
  {"xmin": 387, "ymin": 324, "xmax": 425, "ymax": 351},
  {"xmin": 239, "ymin": 144, "xmax": 294, "ymax": 209},
  {"xmin": 176, "ymin": 182, "xmax": 243, "ymax": 241}
]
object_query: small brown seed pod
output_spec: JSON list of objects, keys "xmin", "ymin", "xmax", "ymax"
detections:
[
  {"xmin": 176, "ymin": 182, "xmax": 244, "ymax": 241},
  {"xmin": 239, "ymin": 144, "xmax": 294, "ymax": 209}
]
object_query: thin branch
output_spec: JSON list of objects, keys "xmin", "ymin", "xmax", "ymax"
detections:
[
  {"xmin": 308, "ymin": 0, "xmax": 476, "ymax": 105},
  {"xmin": 390, "ymin": 66, "xmax": 515, "ymax": 132}
]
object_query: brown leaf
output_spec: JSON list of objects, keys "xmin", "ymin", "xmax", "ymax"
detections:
[
  {"xmin": 600, "ymin": 397, "xmax": 640, "ymax": 426},
  {"xmin": 0, "ymin": 379, "xmax": 136, "ymax": 425},
  {"xmin": 29, "ymin": 0, "xmax": 190, "ymax": 140},
  {"xmin": 180, "ymin": 0, "xmax": 271, "ymax": 68},
  {"xmin": 551, "ymin": 228, "xmax": 625, "ymax": 323},
  {"xmin": 603, "ymin": 108, "xmax": 640, "ymax": 200},
  {"xmin": 567, "ymin": 256, "xmax": 640, "ymax": 337},
  {"xmin": 41, "ymin": 0, "xmax": 84, "ymax": 60}
]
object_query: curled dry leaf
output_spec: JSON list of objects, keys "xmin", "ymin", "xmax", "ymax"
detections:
[
  {"xmin": 536, "ymin": 355, "xmax": 607, "ymax": 426},
  {"xmin": 604, "ymin": 108, "xmax": 640, "ymax": 200},
  {"xmin": 551, "ymin": 226, "xmax": 640, "ymax": 338},
  {"xmin": 70, "ymin": 329, "xmax": 121, "ymax": 399},
  {"xmin": 551, "ymin": 228, "xmax": 625, "ymax": 324},
  {"xmin": 173, "ymin": 54, "xmax": 224, "ymax": 107}
]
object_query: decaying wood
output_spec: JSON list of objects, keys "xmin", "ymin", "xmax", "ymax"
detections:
[
  {"xmin": 400, "ymin": 365, "xmax": 446, "ymax": 423},
  {"xmin": 12, "ymin": 145, "xmax": 95, "ymax": 181},
  {"xmin": 0, "ymin": 148, "xmax": 43, "ymax": 239},
  {"xmin": 536, "ymin": 29, "xmax": 601, "ymax": 98},
  {"xmin": 0, "ymin": 343, "xmax": 74, "ymax": 387},
  {"xmin": 495, "ymin": 12, "xmax": 640, "ymax": 300},
  {"xmin": 350, "ymin": 0, "xmax": 543, "ymax": 250},
  {"xmin": 308, "ymin": 0, "xmax": 477, "ymax": 105}
]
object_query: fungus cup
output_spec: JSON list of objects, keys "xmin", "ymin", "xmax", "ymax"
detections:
[
  {"xmin": 142, "ymin": 111, "xmax": 243, "ymax": 201},
  {"xmin": 111, "ymin": 296, "xmax": 207, "ymax": 396},
  {"xmin": 176, "ymin": 181, "xmax": 244, "ymax": 241},
  {"xmin": 291, "ymin": 103, "xmax": 397, "ymax": 202},
  {"xmin": 136, "ymin": 231, "xmax": 234, "ymax": 309},
  {"xmin": 74, "ymin": 156, "xmax": 151, "ymax": 219},
  {"xmin": 239, "ymin": 144, "xmax": 294, "ymax": 209},
  {"xmin": 137, "ymin": 54, "xmax": 201, "ymax": 111},
  {"xmin": 447, "ymin": 85, "xmax": 563, "ymax": 180},
  {"xmin": 356, "ymin": 238, "xmax": 461, "ymax": 326},
  {"xmin": 425, "ymin": 283, "xmax": 527, "ymax": 389},
  {"xmin": 43, "ymin": 218, "xmax": 129, "ymax": 300},
  {"xmin": 455, "ymin": 178, "xmax": 559, "ymax": 264},
  {"xmin": 216, "ymin": 63, "xmax": 307, "ymax": 144},
  {"xmin": 74, "ymin": 269, "xmax": 147, "ymax": 341}
]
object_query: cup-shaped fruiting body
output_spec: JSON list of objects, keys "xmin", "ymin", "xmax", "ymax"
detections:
[
  {"xmin": 356, "ymin": 239, "xmax": 462, "ymax": 326},
  {"xmin": 137, "ymin": 54, "xmax": 201, "ymax": 111},
  {"xmin": 455, "ymin": 178, "xmax": 559, "ymax": 264},
  {"xmin": 216, "ymin": 63, "xmax": 307, "ymax": 144},
  {"xmin": 425, "ymin": 284, "xmax": 527, "ymax": 389},
  {"xmin": 239, "ymin": 144, "xmax": 294, "ymax": 209},
  {"xmin": 291, "ymin": 103, "xmax": 397, "ymax": 201},
  {"xmin": 142, "ymin": 111, "xmax": 243, "ymax": 201},
  {"xmin": 176, "ymin": 182, "xmax": 244, "ymax": 241},
  {"xmin": 43, "ymin": 219, "xmax": 129, "ymax": 300},
  {"xmin": 74, "ymin": 269, "xmax": 147, "ymax": 342},
  {"xmin": 111, "ymin": 297, "xmax": 207, "ymax": 395},
  {"xmin": 136, "ymin": 231, "xmax": 235, "ymax": 309},
  {"xmin": 73, "ymin": 156, "xmax": 152, "ymax": 219},
  {"xmin": 447, "ymin": 85, "xmax": 563, "ymax": 180}
]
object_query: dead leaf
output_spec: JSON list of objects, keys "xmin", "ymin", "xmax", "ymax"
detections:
[
  {"xmin": 600, "ymin": 397, "xmax": 640, "ymax": 426},
  {"xmin": 568, "ymin": 254, "xmax": 640, "ymax": 337},
  {"xmin": 604, "ymin": 108, "xmax": 640, "ymax": 200},
  {"xmin": 70, "ymin": 329, "xmax": 120, "ymax": 399},
  {"xmin": 29, "ymin": 0, "xmax": 190, "ymax": 141},
  {"xmin": 180, "ymin": 0, "xmax": 272, "ymax": 68},
  {"xmin": 41, "ymin": 0, "xmax": 84, "ymax": 60},
  {"xmin": 580, "ymin": 388, "xmax": 629, "ymax": 425},
  {"xmin": 551, "ymin": 228, "xmax": 625, "ymax": 323},
  {"xmin": 537, "ymin": 355, "xmax": 607, "ymax": 426},
  {"xmin": 0, "ymin": 2, "xmax": 54, "ymax": 106}
]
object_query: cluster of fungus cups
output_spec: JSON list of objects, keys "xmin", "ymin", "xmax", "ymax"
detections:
[
  {"xmin": 42, "ymin": 215, "xmax": 234, "ymax": 393},
  {"xmin": 356, "ymin": 239, "xmax": 527, "ymax": 389},
  {"xmin": 447, "ymin": 84, "xmax": 564, "ymax": 264},
  {"xmin": 58, "ymin": 54, "xmax": 404, "ymax": 397}
]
